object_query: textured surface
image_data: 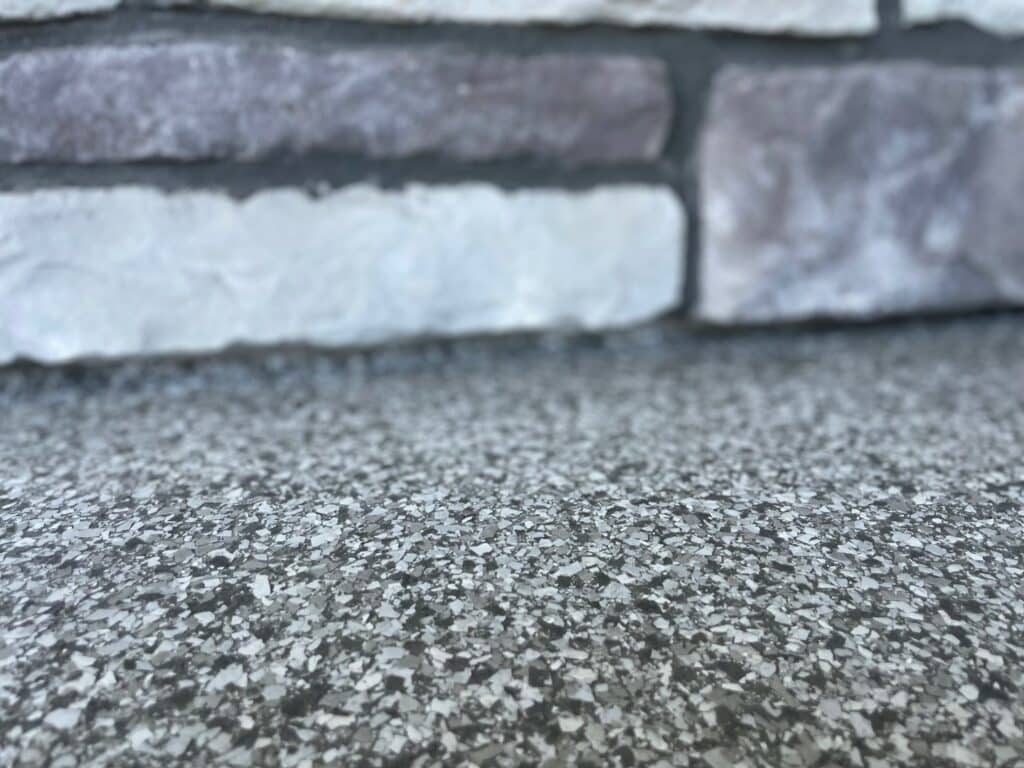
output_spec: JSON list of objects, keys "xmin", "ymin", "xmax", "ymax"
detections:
[
  {"xmin": 700, "ymin": 64, "xmax": 1024, "ymax": 323},
  {"xmin": 1, "ymin": 315, "xmax": 1023, "ymax": 767},
  {"xmin": 0, "ymin": 43, "xmax": 671, "ymax": 165},
  {"xmin": 0, "ymin": 184, "xmax": 684, "ymax": 364},
  {"xmin": 0, "ymin": 0, "xmax": 115, "ymax": 19},
  {"xmin": 904, "ymin": 0, "xmax": 1024, "ymax": 35},
  {"xmin": 209, "ymin": 0, "xmax": 878, "ymax": 35},
  {"xmin": 0, "ymin": 0, "xmax": 877, "ymax": 32}
]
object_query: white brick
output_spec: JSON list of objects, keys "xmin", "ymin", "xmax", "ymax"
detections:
[
  {"xmin": 904, "ymin": 0, "xmax": 1024, "ymax": 35},
  {"xmin": 209, "ymin": 0, "xmax": 878, "ymax": 35},
  {"xmin": 1, "ymin": 0, "xmax": 116, "ymax": 20},
  {"xmin": 0, "ymin": 184, "xmax": 684, "ymax": 363},
  {"xmin": 2, "ymin": 0, "xmax": 877, "ymax": 34}
]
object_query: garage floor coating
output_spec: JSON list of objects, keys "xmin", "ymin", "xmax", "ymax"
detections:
[{"xmin": 1, "ymin": 316, "xmax": 1022, "ymax": 767}]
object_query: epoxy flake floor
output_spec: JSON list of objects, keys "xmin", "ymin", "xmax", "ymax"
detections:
[{"xmin": 1, "ymin": 317, "xmax": 1023, "ymax": 768}]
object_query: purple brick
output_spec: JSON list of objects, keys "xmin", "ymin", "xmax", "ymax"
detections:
[{"xmin": 0, "ymin": 42, "xmax": 672, "ymax": 165}]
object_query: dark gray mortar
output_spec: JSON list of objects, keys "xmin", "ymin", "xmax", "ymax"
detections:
[
  {"xmin": 0, "ymin": 42, "xmax": 671, "ymax": 164},
  {"xmin": 699, "ymin": 63, "xmax": 1024, "ymax": 323}
]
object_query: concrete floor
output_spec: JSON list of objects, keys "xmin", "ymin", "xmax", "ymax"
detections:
[{"xmin": 1, "ymin": 316, "xmax": 1022, "ymax": 767}]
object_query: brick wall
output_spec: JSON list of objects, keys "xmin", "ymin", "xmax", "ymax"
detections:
[{"xmin": 1, "ymin": 1, "xmax": 1022, "ymax": 362}]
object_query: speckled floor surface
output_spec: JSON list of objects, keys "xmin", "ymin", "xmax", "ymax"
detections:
[{"xmin": 1, "ymin": 316, "xmax": 1023, "ymax": 768}]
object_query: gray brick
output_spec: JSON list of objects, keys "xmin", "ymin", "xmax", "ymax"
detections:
[
  {"xmin": 0, "ymin": 43, "xmax": 671, "ymax": 165},
  {"xmin": 700, "ymin": 64, "xmax": 1024, "ymax": 323}
]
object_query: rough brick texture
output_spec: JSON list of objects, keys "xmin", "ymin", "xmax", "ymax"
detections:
[
  {"xmin": 211, "ymin": 0, "xmax": 876, "ymax": 34},
  {"xmin": 905, "ymin": 0, "xmax": 1024, "ymax": 35},
  {"xmin": 0, "ymin": 0, "xmax": 115, "ymax": 20},
  {"xmin": 3, "ymin": 0, "xmax": 878, "ymax": 35},
  {"xmin": 0, "ymin": 184, "xmax": 685, "ymax": 363},
  {"xmin": 700, "ymin": 64, "xmax": 1024, "ymax": 323},
  {"xmin": 0, "ymin": 43, "xmax": 671, "ymax": 165}
]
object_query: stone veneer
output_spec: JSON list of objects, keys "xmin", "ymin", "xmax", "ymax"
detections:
[
  {"xmin": 0, "ymin": 185, "xmax": 684, "ymax": 363},
  {"xmin": 1, "ymin": 0, "xmax": 115, "ymax": 20},
  {"xmin": 2, "ymin": 0, "xmax": 1024, "ymax": 362},
  {"xmin": 0, "ymin": 44, "xmax": 670, "ymax": 165},
  {"xmin": 699, "ymin": 64, "xmax": 1024, "ymax": 323},
  {"xmin": 208, "ymin": 0, "xmax": 878, "ymax": 35},
  {"xmin": 2, "ymin": 0, "xmax": 879, "ymax": 35},
  {"xmin": 904, "ymin": 0, "xmax": 1024, "ymax": 35}
]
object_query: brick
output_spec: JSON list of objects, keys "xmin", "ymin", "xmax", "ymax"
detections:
[
  {"xmin": 700, "ymin": 64, "xmax": 1024, "ymax": 323},
  {"xmin": 904, "ymin": 0, "xmax": 1024, "ymax": 36},
  {"xmin": 3, "ymin": 0, "xmax": 877, "ymax": 34},
  {"xmin": 210, "ymin": 0, "xmax": 878, "ymax": 35},
  {"xmin": 0, "ymin": 184, "xmax": 685, "ymax": 363},
  {"xmin": 0, "ymin": 43, "xmax": 671, "ymax": 165},
  {"xmin": 0, "ymin": 0, "xmax": 115, "ymax": 20}
]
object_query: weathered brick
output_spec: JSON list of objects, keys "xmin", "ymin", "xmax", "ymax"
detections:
[
  {"xmin": 905, "ymin": 0, "xmax": 1024, "ymax": 36},
  {"xmin": 210, "ymin": 0, "xmax": 877, "ymax": 35},
  {"xmin": 3, "ymin": 0, "xmax": 878, "ymax": 35},
  {"xmin": 0, "ymin": 184, "xmax": 685, "ymax": 363},
  {"xmin": 0, "ymin": 0, "xmax": 115, "ymax": 20},
  {"xmin": 700, "ymin": 64, "xmax": 1024, "ymax": 323},
  {"xmin": 0, "ymin": 43, "xmax": 671, "ymax": 165}
]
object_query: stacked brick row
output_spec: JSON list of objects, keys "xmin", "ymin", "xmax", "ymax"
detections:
[{"xmin": 1, "ymin": 1, "xmax": 1022, "ymax": 361}]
